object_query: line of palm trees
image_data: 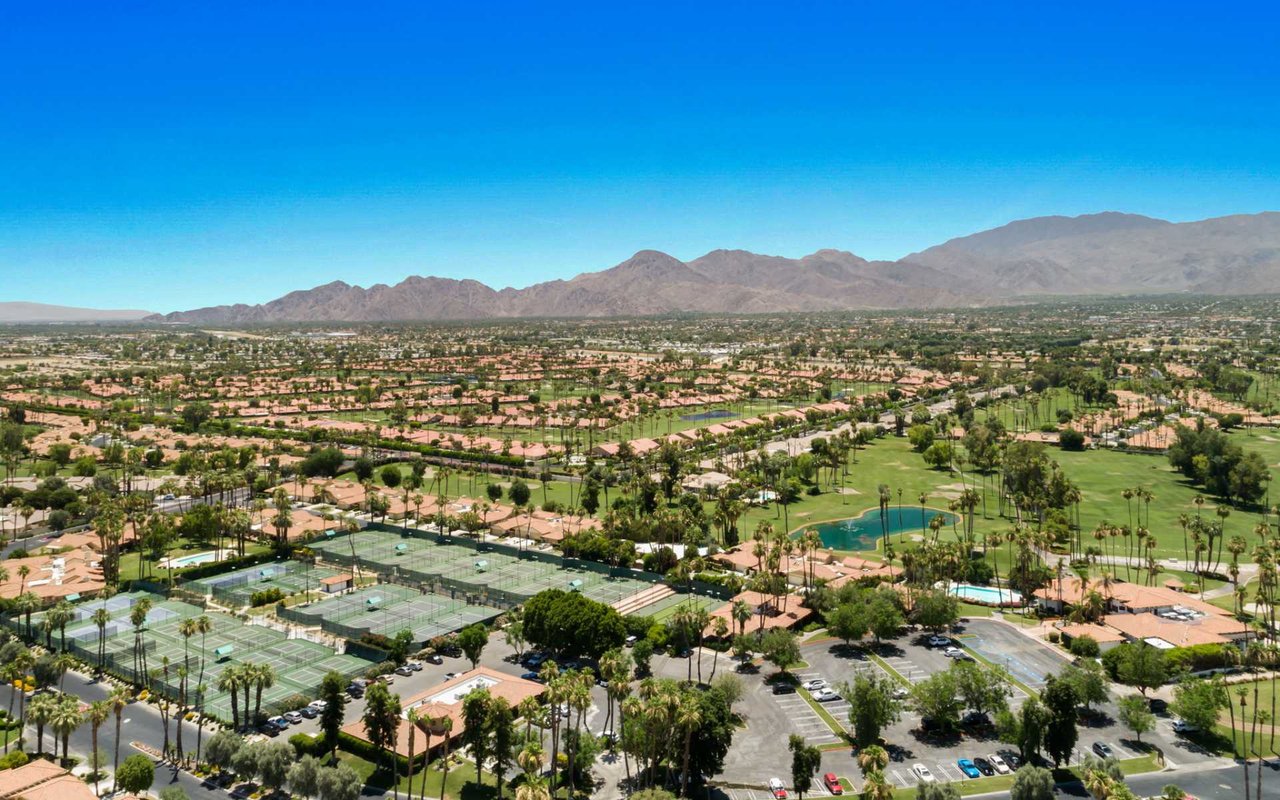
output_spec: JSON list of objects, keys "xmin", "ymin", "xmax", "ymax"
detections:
[{"xmin": 215, "ymin": 661, "xmax": 278, "ymax": 732}]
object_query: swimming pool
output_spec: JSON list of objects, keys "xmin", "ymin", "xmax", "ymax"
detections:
[
  {"xmin": 805, "ymin": 506, "xmax": 957, "ymax": 550},
  {"xmin": 949, "ymin": 583, "xmax": 1022, "ymax": 607},
  {"xmin": 167, "ymin": 551, "xmax": 218, "ymax": 569},
  {"xmin": 680, "ymin": 409, "xmax": 735, "ymax": 422}
]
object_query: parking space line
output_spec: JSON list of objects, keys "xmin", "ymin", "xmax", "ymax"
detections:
[{"xmin": 890, "ymin": 769, "xmax": 910, "ymax": 787}]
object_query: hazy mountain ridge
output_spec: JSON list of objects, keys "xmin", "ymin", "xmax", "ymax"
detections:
[
  {"xmin": 152, "ymin": 211, "xmax": 1280, "ymax": 322},
  {"xmin": 0, "ymin": 302, "xmax": 153, "ymax": 323}
]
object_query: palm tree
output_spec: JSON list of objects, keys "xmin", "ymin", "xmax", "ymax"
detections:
[
  {"xmin": 87, "ymin": 699, "xmax": 111, "ymax": 794},
  {"xmin": 106, "ymin": 680, "xmax": 130, "ymax": 778},
  {"xmin": 92, "ymin": 606, "xmax": 110, "ymax": 673},
  {"xmin": 677, "ymin": 693, "xmax": 703, "ymax": 797},
  {"xmin": 861, "ymin": 769, "xmax": 894, "ymax": 800},
  {"xmin": 51, "ymin": 694, "xmax": 82, "ymax": 764},
  {"xmin": 217, "ymin": 665, "xmax": 241, "ymax": 730},
  {"xmin": 26, "ymin": 691, "xmax": 56, "ymax": 756},
  {"xmin": 857, "ymin": 744, "xmax": 889, "ymax": 775},
  {"xmin": 253, "ymin": 662, "xmax": 276, "ymax": 722}
]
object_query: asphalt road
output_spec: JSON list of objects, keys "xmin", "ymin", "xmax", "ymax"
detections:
[{"xmin": 1, "ymin": 669, "xmax": 223, "ymax": 800}]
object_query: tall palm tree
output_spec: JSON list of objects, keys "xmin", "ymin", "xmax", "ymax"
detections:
[
  {"xmin": 216, "ymin": 666, "xmax": 241, "ymax": 730},
  {"xmin": 676, "ymin": 692, "xmax": 703, "ymax": 797},
  {"xmin": 51, "ymin": 694, "xmax": 83, "ymax": 764},
  {"xmin": 26, "ymin": 691, "xmax": 56, "ymax": 757},
  {"xmin": 110, "ymin": 680, "xmax": 131, "ymax": 778},
  {"xmin": 92, "ymin": 606, "xmax": 110, "ymax": 673},
  {"xmin": 87, "ymin": 699, "xmax": 111, "ymax": 794},
  {"xmin": 857, "ymin": 744, "xmax": 889, "ymax": 775}
]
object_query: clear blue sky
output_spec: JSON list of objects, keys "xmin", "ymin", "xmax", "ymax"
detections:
[{"xmin": 2, "ymin": 2, "xmax": 1278, "ymax": 312}]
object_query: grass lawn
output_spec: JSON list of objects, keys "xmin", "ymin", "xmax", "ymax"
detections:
[
  {"xmin": 337, "ymin": 750, "xmax": 499, "ymax": 800},
  {"xmin": 718, "ymin": 431, "xmax": 1276, "ymax": 563}
]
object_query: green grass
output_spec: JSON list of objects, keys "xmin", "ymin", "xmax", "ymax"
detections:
[
  {"xmin": 797, "ymin": 688, "xmax": 849, "ymax": 737},
  {"xmin": 720, "ymin": 430, "xmax": 1278, "ymax": 563},
  {"xmin": 337, "ymin": 750, "xmax": 498, "ymax": 800},
  {"xmin": 866, "ymin": 652, "xmax": 910, "ymax": 686}
]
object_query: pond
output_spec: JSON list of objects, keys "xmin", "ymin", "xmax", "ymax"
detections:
[
  {"xmin": 680, "ymin": 408, "xmax": 735, "ymax": 422},
  {"xmin": 805, "ymin": 506, "xmax": 958, "ymax": 551}
]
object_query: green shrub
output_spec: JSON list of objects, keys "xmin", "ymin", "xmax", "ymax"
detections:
[
  {"xmin": 0, "ymin": 750, "xmax": 28, "ymax": 770},
  {"xmin": 249, "ymin": 587, "xmax": 285, "ymax": 607},
  {"xmin": 1068, "ymin": 635, "xmax": 1100, "ymax": 658},
  {"xmin": 1046, "ymin": 631, "xmax": 1061, "ymax": 644}
]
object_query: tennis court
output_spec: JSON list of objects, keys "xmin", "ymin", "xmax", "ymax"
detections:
[
  {"xmin": 637, "ymin": 593, "xmax": 727, "ymax": 622},
  {"xmin": 280, "ymin": 583, "xmax": 501, "ymax": 645},
  {"xmin": 183, "ymin": 560, "xmax": 345, "ymax": 606},
  {"xmin": 310, "ymin": 528, "xmax": 659, "ymax": 608},
  {"xmin": 55, "ymin": 592, "xmax": 371, "ymax": 722}
]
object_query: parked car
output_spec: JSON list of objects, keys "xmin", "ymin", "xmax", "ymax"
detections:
[
  {"xmin": 1173, "ymin": 719, "xmax": 1199, "ymax": 734},
  {"xmin": 299, "ymin": 706, "xmax": 318, "ymax": 719},
  {"xmin": 962, "ymin": 711, "xmax": 991, "ymax": 728},
  {"xmin": 802, "ymin": 679, "xmax": 827, "ymax": 691},
  {"xmin": 823, "ymin": 773, "xmax": 843, "ymax": 795},
  {"xmin": 769, "ymin": 778, "xmax": 787, "ymax": 799},
  {"xmin": 625, "ymin": 635, "xmax": 638, "ymax": 647},
  {"xmin": 347, "ymin": 686, "xmax": 364, "ymax": 699},
  {"xmin": 284, "ymin": 711, "xmax": 304, "ymax": 725},
  {"xmin": 927, "ymin": 635, "xmax": 951, "ymax": 648},
  {"xmin": 309, "ymin": 699, "xmax": 328, "ymax": 712},
  {"xmin": 395, "ymin": 665, "xmax": 414, "ymax": 676},
  {"xmin": 987, "ymin": 753, "xmax": 1011, "ymax": 774},
  {"xmin": 426, "ymin": 654, "xmax": 444, "ymax": 665},
  {"xmin": 958, "ymin": 759, "xmax": 980, "ymax": 779},
  {"xmin": 943, "ymin": 646, "xmax": 965, "ymax": 658},
  {"xmin": 520, "ymin": 672, "xmax": 542, "ymax": 682},
  {"xmin": 913, "ymin": 764, "xmax": 936, "ymax": 784},
  {"xmin": 268, "ymin": 716, "xmax": 290, "ymax": 731},
  {"xmin": 771, "ymin": 682, "xmax": 796, "ymax": 695},
  {"xmin": 257, "ymin": 723, "xmax": 280, "ymax": 737},
  {"xmin": 1092, "ymin": 742, "xmax": 1113, "ymax": 758},
  {"xmin": 812, "ymin": 688, "xmax": 842, "ymax": 702},
  {"xmin": 999, "ymin": 751, "xmax": 1021, "ymax": 770},
  {"xmin": 973, "ymin": 757, "xmax": 995, "ymax": 776},
  {"xmin": 892, "ymin": 687, "xmax": 909, "ymax": 699}
]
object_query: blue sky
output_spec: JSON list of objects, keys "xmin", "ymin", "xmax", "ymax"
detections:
[{"xmin": 2, "ymin": 2, "xmax": 1278, "ymax": 312}]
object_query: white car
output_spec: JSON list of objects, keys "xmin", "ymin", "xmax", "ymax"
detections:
[
  {"xmin": 802, "ymin": 679, "xmax": 827, "ymax": 691},
  {"xmin": 892, "ymin": 687, "xmax": 910, "ymax": 699},
  {"xmin": 1172, "ymin": 719, "xmax": 1199, "ymax": 734},
  {"xmin": 988, "ymin": 753, "xmax": 1011, "ymax": 774},
  {"xmin": 912, "ymin": 764, "xmax": 936, "ymax": 784},
  {"xmin": 927, "ymin": 635, "xmax": 951, "ymax": 648},
  {"xmin": 308, "ymin": 699, "xmax": 328, "ymax": 711},
  {"xmin": 812, "ymin": 688, "xmax": 842, "ymax": 702},
  {"xmin": 943, "ymin": 646, "xmax": 965, "ymax": 658}
]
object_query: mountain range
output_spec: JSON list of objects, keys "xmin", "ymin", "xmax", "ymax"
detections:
[
  {"xmin": 0, "ymin": 302, "xmax": 153, "ymax": 323},
  {"xmin": 134, "ymin": 210, "xmax": 1280, "ymax": 322}
]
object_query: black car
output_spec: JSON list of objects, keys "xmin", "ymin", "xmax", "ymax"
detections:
[
  {"xmin": 426, "ymin": 654, "xmax": 444, "ymax": 665},
  {"xmin": 771, "ymin": 682, "xmax": 796, "ymax": 695},
  {"xmin": 1148, "ymin": 698, "xmax": 1168, "ymax": 714},
  {"xmin": 299, "ymin": 706, "xmax": 318, "ymax": 719},
  {"xmin": 962, "ymin": 711, "xmax": 991, "ymax": 728},
  {"xmin": 973, "ymin": 757, "xmax": 995, "ymax": 776},
  {"xmin": 998, "ymin": 751, "xmax": 1020, "ymax": 770},
  {"xmin": 257, "ymin": 723, "xmax": 280, "ymax": 737}
]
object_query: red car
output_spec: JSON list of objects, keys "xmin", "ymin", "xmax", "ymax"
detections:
[
  {"xmin": 823, "ymin": 774, "xmax": 843, "ymax": 795},
  {"xmin": 768, "ymin": 778, "xmax": 787, "ymax": 799}
]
